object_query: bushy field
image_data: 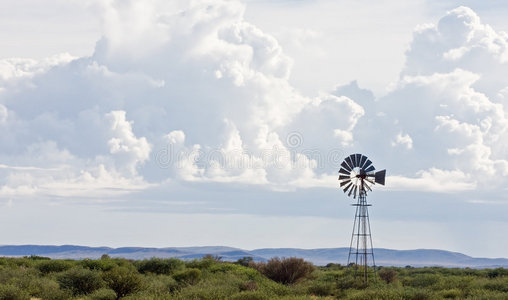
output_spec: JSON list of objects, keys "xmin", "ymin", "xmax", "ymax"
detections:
[{"xmin": 0, "ymin": 255, "xmax": 507, "ymax": 299}]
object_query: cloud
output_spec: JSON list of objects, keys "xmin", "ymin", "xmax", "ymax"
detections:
[
  {"xmin": 327, "ymin": 7, "xmax": 508, "ymax": 194},
  {"xmin": 0, "ymin": 53, "xmax": 76, "ymax": 82},
  {"xmin": 391, "ymin": 132, "xmax": 413, "ymax": 149},
  {"xmin": 403, "ymin": 6, "xmax": 508, "ymax": 96},
  {"xmin": 106, "ymin": 110, "xmax": 151, "ymax": 176},
  {"xmin": 0, "ymin": 2, "xmax": 507, "ymax": 203},
  {"xmin": 388, "ymin": 169, "xmax": 476, "ymax": 193},
  {"xmin": 0, "ymin": 0, "xmax": 364, "ymax": 199}
]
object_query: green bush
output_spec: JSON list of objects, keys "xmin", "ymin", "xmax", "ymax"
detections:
[
  {"xmin": 481, "ymin": 277, "xmax": 508, "ymax": 292},
  {"xmin": 403, "ymin": 273, "xmax": 441, "ymax": 288},
  {"xmin": 36, "ymin": 259, "xmax": 73, "ymax": 274},
  {"xmin": 466, "ymin": 288, "xmax": 508, "ymax": 300},
  {"xmin": 255, "ymin": 257, "xmax": 315, "ymax": 285},
  {"xmin": 173, "ymin": 268, "xmax": 202, "ymax": 285},
  {"xmin": 437, "ymin": 288, "xmax": 462, "ymax": 299},
  {"xmin": 136, "ymin": 258, "xmax": 184, "ymax": 275},
  {"xmin": 487, "ymin": 268, "xmax": 508, "ymax": 278},
  {"xmin": 378, "ymin": 268, "xmax": 398, "ymax": 283},
  {"xmin": 336, "ymin": 274, "xmax": 366, "ymax": 290},
  {"xmin": 80, "ymin": 258, "xmax": 117, "ymax": 272},
  {"xmin": 345, "ymin": 288, "xmax": 403, "ymax": 300},
  {"xmin": 0, "ymin": 284, "xmax": 30, "ymax": 300},
  {"xmin": 144, "ymin": 274, "xmax": 179, "ymax": 295},
  {"xmin": 28, "ymin": 277, "xmax": 70, "ymax": 300},
  {"xmin": 307, "ymin": 281, "xmax": 334, "ymax": 296},
  {"xmin": 185, "ymin": 257, "xmax": 216, "ymax": 270},
  {"xmin": 236, "ymin": 257, "xmax": 254, "ymax": 267},
  {"xmin": 102, "ymin": 266, "xmax": 143, "ymax": 298},
  {"xmin": 240, "ymin": 280, "xmax": 258, "ymax": 291},
  {"xmin": 401, "ymin": 287, "xmax": 433, "ymax": 300},
  {"xmin": 25, "ymin": 255, "xmax": 51, "ymax": 260},
  {"xmin": 57, "ymin": 267, "xmax": 104, "ymax": 295},
  {"xmin": 86, "ymin": 288, "xmax": 117, "ymax": 300},
  {"xmin": 229, "ymin": 291, "xmax": 269, "ymax": 300}
]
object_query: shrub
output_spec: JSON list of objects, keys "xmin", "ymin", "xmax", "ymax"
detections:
[
  {"xmin": 404, "ymin": 273, "xmax": 441, "ymax": 288},
  {"xmin": 325, "ymin": 263, "xmax": 344, "ymax": 270},
  {"xmin": 229, "ymin": 291, "xmax": 269, "ymax": 300},
  {"xmin": 25, "ymin": 255, "xmax": 50, "ymax": 260},
  {"xmin": 203, "ymin": 254, "xmax": 223, "ymax": 261},
  {"xmin": 136, "ymin": 258, "xmax": 184, "ymax": 275},
  {"xmin": 240, "ymin": 280, "xmax": 258, "ymax": 291},
  {"xmin": 102, "ymin": 266, "xmax": 143, "ymax": 298},
  {"xmin": 11, "ymin": 258, "xmax": 35, "ymax": 268},
  {"xmin": 185, "ymin": 257, "xmax": 216, "ymax": 270},
  {"xmin": 237, "ymin": 257, "xmax": 254, "ymax": 267},
  {"xmin": 437, "ymin": 288, "xmax": 462, "ymax": 299},
  {"xmin": 466, "ymin": 288, "xmax": 508, "ymax": 300},
  {"xmin": 307, "ymin": 281, "xmax": 334, "ymax": 296},
  {"xmin": 144, "ymin": 275, "xmax": 179, "ymax": 295},
  {"xmin": 86, "ymin": 288, "xmax": 117, "ymax": 300},
  {"xmin": 173, "ymin": 268, "xmax": 202, "ymax": 285},
  {"xmin": 337, "ymin": 275, "xmax": 366, "ymax": 290},
  {"xmin": 255, "ymin": 257, "xmax": 315, "ymax": 285},
  {"xmin": 81, "ymin": 258, "xmax": 116, "ymax": 272},
  {"xmin": 402, "ymin": 288, "xmax": 433, "ymax": 300},
  {"xmin": 29, "ymin": 277, "xmax": 70, "ymax": 300},
  {"xmin": 487, "ymin": 268, "xmax": 508, "ymax": 278},
  {"xmin": 57, "ymin": 267, "xmax": 104, "ymax": 295},
  {"xmin": 378, "ymin": 268, "xmax": 398, "ymax": 284},
  {"xmin": 482, "ymin": 277, "xmax": 508, "ymax": 292},
  {"xmin": 0, "ymin": 284, "xmax": 30, "ymax": 300},
  {"xmin": 36, "ymin": 259, "xmax": 73, "ymax": 274}
]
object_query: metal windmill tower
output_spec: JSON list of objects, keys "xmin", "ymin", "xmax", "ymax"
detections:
[{"xmin": 338, "ymin": 154, "xmax": 386, "ymax": 283}]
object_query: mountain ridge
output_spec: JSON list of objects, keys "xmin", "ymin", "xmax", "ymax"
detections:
[{"xmin": 0, "ymin": 245, "xmax": 506, "ymax": 268}]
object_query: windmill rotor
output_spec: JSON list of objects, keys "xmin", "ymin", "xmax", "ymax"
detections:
[{"xmin": 337, "ymin": 153, "xmax": 385, "ymax": 199}]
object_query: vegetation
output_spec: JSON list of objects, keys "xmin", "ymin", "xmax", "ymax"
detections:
[{"xmin": 0, "ymin": 255, "xmax": 507, "ymax": 299}]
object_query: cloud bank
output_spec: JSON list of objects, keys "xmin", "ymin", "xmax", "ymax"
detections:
[{"xmin": 0, "ymin": 2, "xmax": 507, "ymax": 201}]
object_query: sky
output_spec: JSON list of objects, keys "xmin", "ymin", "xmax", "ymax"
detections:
[{"xmin": 0, "ymin": 0, "xmax": 507, "ymax": 258}]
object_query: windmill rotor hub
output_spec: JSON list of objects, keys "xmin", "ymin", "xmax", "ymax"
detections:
[{"xmin": 338, "ymin": 153, "xmax": 385, "ymax": 199}]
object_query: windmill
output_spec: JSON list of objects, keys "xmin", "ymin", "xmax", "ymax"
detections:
[{"xmin": 338, "ymin": 153, "xmax": 386, "ymax": 283}]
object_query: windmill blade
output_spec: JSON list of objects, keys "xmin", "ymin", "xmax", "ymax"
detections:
[
  {"xmin": 350, "ymin": 154, "xmax": 357, "ymax": 168},
  {"xmin": 363, "ymin": 179, "xmax": 373, "ymax": 189},
  {"xmin": 338, "ymin": 167, "xmax": 350, "ymax": 175},
  {"xmin": 359, "ymin": 155, "xmax": 367, "ymax": 169},
  {"xmin": 365, "ymin": 164, "xmax": 375, "ymax": 173},
  {"xmin": 353, "ymin": 185, "xmax": 358, "ymax": 198},
  {"xmin": 348, "ymin": 184, "xmax": 355, "ymax": 197},
  {"xmin": 345, "ymin": 156, "xmax": 354, "ymax": 169},
  {"xmin": 339, "ymin": 175, "xmax": 350, "ymax": 180},
  {"xmin": 364, "ymin": 177, "xmax": 375, "ymax": 185},
  {"xmin": 362, "ymin": 159, "xmax": 372, "ymax": 170},
  {"xmin": 374, "ymin": 169, "xmax": 386, "ymax": 185},
  {"xmin": 355, "ymin": 154, "xmax": 362, "ymax": 167},
  {"xmin": 340, "ymin": 161, "xmax": 352, "ymax": 172},
  {"xmin": 343, "ymin": 182, "xmax": 353, "ymax": 193},
  {"xmin": 364, "ymin": 182, "xmax": 372, "ymax": 192},
  {"xmin": 340, "ymin": 179, "xmax": 351, "ymax": 187}
]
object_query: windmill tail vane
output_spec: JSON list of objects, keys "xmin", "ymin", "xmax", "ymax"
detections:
[{"xmin": 338, "ymin": 153, "xmax": 386, "ymax": 283}]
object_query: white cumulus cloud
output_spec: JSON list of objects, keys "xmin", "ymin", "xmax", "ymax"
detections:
[{"xmin": 0, "ymin": 2, "xmax": 507, "ymax": 202}]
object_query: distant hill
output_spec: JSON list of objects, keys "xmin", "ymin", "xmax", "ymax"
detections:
[{"xmin": 1, "ymin": 245, "xmax": 507, "ymax": 268}]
